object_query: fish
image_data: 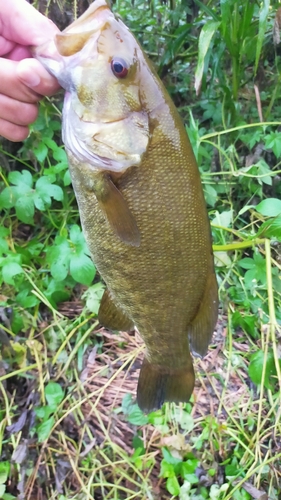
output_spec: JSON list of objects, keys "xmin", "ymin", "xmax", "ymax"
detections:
[{"xmin": 33, "ymin": 0, "xmax": 218, "ymax": 413}]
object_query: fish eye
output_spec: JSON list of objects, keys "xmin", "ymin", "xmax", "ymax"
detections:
[{"xmin": 111, "ymin": 58, "xmax": 129, "ymax": 78}]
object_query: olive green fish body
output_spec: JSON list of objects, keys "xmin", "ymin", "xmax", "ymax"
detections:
[{"xmin": 34, "ymin": 0, "xmax": 218, "ymax": 412}]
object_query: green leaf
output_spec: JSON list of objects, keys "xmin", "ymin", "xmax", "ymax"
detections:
[
  {"xmin": 162, "ymin": 447, "xmax": 182, "ymax": 466},
  {"xmin": 48, "ymin": 183, "xmax": 64, "ymax": 201},
  {"xmin": 0, "ymin": 461, "xmax": 10, "ymax": 484},
  {"xmin": 173, "ymin": 407, "xmax": 194, "ymax": 431},
  {"xmin": 160, "ymin": 460, "xmax": 175, "ymax": 478},
  {"xmin": 264, "ymin": 132, "xmax": 281, "ymax": 158},
  {"xmin": 47, "ymin": 237, "xmax": 71, "ymax": 281},
  {"xmin": 15, "ymin": 195, "xmax": 35, "ymax": 223},
  {"xmin": 9, "ymin": 170, "xmax": 33, "ymax": 188},
  {"xmin": 50, "ymin": 259, "xmax": 69, "ymax": 281},
  {"xmin": 0, "ymin": 233, "xmax": 9, "ymax": 254},
  {"xmin": 180, "ymin": 459, "xmax": 198, "ymax": 477},
  {"xmin": 249, "ymin": 350, "xmax": 277, "ymax": 390},
  {"xmin": 239, "ymin": 258, "xmax": 255, "ymax": 270},
  {"xmin": 34, "ymin": 177, "xmax": 63, "ymax": 209},
  {"xmin": 36, "ymin": 177, "xmax": 63, "ymax": 203},
  {"xmin": 69, "ymin": 225, "xmax": 85, "ymax": 247},
  {"xmin": 220, "ymin": 0, "xmax": 231, "ymax": 37},
  {"xmin": 166, "ymin": 475, "xmax": 180, "ymax": 496},
  {"xmin": 121, "ymin": 394, "xmax": 149, "ymax": 425},
  {"xmin": 212, "ymin": 210, "xmax": 233, "ymax": 228},
  {"xmin": 2, "ymin": 262, "xmax": 23, "ymax": 285},
  {"xmin": 255, "ymin": 0, "xmax": 270, "ymax": 75},
  {"xmin": 232, "ymin": 312, "xmax": 257, "ymax": 338},
  {"xmin": 256, "ymin": 160, "xmax": 272, "ymax": 186},
  {"xmin": 127, "ymin": 408, "xmax": 149, "ymax": 426},
  {"xmin": 256, "ymin": 215, "xmax": 281, "ymax": 240},
  {"xmin": 182, "ymin": 473, "xmax": 198, "ymax": 484},
  {"xmin": 53, "ymin": 147, "xmax": 68, "ymax": 163},
  {"xmin": 256, "ymin": 198, "xmax": 281, "ymax": 217},
  {"xmin": 233, "ymin": 488, "xmax": 251, "ymax": 500},
  {"xmin": 121, "ymin": 393, "xmax": 135, "ymax": 414},
  {"xmin": 0, "ymin": 187, "xmax": 16, "ymax": 209},
  {"xmin": 69, "ymin": 254, "xmax": 95, "ymax": 286},
  {"xmin": 43, "ymin": 137, "xmax": 60, "ymax": 152},
  {"xmin": 195, "ymin": 21, "xmax": 220, "ymax": 95},
  {"xmin": 82, "ymin": 282, "xmax": 104, "ymax": 314},
  {"xmin": 63, "ymin": 169, "xmax": 72, "ymax": 186},
  {"xmin": 35, "ymin": 405, "xmax": 54, "ymax": 420},
  {"xmin": 37, "ymin": 416, "xmax": 54, "ymax": 442},
  {"xmin": 33, "ymin": 142, "xmax": 48, "ymax": 162},
  {"xmin": 16, "ymin": 289, "xmax": 39, "ymax": 309},
  {"xmin": 3, "ymin": 493, "xmax": 17, "ymax": 500},
  {"xmin": 0, "ymin": 485, "xmax": 6, "ymax": 497},
  {"xmin": 204, "ymin": 184, "xmax": 218, "ymax": 207},
  {"xmin": 132, "ymin": 436, "xmax": 145, "ymax": 454},
  {"xmin": 45, "ymin": 382, "xmax": 64, "ymax": 407}
]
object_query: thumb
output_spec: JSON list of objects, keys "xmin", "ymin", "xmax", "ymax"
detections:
[
  {"xmin": 1, "ymin": 0, "xmax": 59, "ymax": 46},
  {"xmin": 16, "ymin": 58, "xmax": 61, "ymax": 97}
]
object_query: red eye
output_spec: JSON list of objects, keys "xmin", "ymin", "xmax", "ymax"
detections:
[{"xmin": 111, "ymin": 58, "xmax": 128, "ymax": 78}]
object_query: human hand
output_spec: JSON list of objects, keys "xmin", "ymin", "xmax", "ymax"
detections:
[{"xmin": 0, "ymin": 0, "xmax": 60, "ymax": 142}]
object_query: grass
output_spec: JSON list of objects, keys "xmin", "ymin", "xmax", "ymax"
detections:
[{"xmin": 1, "ymin": 0, "xmax": 281, "ymax": 499}]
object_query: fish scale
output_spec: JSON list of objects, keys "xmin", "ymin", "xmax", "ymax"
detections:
[{"xmin": 34, "ymin": 0, "xmax": 218, "ymax": 412}]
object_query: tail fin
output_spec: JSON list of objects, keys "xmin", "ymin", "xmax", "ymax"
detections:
[{"xmin": 137, "ymin": 357, "xmax": 195, "ymax": 413}]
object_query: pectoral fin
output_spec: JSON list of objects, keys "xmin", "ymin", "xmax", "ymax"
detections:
[
  {"xmin": 98, "ymin": 289, "xmax": 134, "ymax": 331},
  {"xmin": 93, "ymin": 174, "xmax": 140, "ymax": 247},
  {"xmin": 188, "ymin": 272, "xmax": 218, "ymax": 357}
]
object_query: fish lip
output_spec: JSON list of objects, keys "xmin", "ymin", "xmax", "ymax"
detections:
[
  {"xmin": 31, "ymin": 39, "xmax": 61, "ymax": 63},
  {"xmin": 31, "ymin": 39, "xmax": 66, "ymax": 84},
  {"xmin": 32, "ymin": 25, "xmax": 103, "ymax": 90}
]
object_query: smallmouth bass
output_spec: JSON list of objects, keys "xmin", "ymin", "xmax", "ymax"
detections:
[{"xmin": 34, "ymin": 0, "xmax": 218, "ymax": 412}]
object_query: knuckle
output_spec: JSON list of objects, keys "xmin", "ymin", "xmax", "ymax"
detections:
[
  {"xmin": 0, "ymin": 121, "xmax": 29, "ymax": 142},
  {"xmin": 19, "ymin": 103, "xmax": 38, "ymax": 126},
  {"xmin": 11, "ymin": 127, "xmax": 30, "ymax": 142},
  {"xmin": 0, "ymin": 95, "xmax": 38, "ymax": 127}
]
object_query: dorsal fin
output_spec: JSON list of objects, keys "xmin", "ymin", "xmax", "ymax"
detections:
[
  {"xmin": 55, "ymin": 32, "xmax": 95, "ymax": 56},
  {"xmin": 64, "ymin": 1, "xmax": 110, "ymax": 33}
]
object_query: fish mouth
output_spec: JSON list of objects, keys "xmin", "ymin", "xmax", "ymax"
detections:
[{"xmin": 32, "ymin": 0, "xmax": 112, "ymax": 86}]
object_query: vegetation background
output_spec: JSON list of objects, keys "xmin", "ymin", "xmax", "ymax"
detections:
[{"xmin": 0, "ymin": 0, "xmax": 281, "ymax": 499}]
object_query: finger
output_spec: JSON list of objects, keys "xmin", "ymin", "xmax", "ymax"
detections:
[
  {"xmin": 0, "ymin": 36, "xmax": 14, "ymax": 55},
  {"xmin": 0, "ymin": 94, "xmax": 38, "ymax": 127},
  {"xmin": 0, "ymin": 0, "xmax": 59, "ymax": 47},
  {"xmin": 17, "ymin": 59, "xmax": 61, "ymax": 97},
  {"xmin": 0, "ymin": 117, "xmax": 29, "ymax": 142},
  {"xmin": 0, "ymin": 59, "xmax": 39, "ymax": 102},
  {"xmin": 7, "ymin": 46, "xmax": 32, "ymax": 61}
]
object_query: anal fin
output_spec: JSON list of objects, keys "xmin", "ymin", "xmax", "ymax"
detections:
[
  {"xmin": 188, "ymin": 272, "xmax": 218, "ymax": 358},
  {"xmin": 93, "ymin": 173, "xmax": 140, "ymax": 247},
  {"xmin": 137, "ymin": 356, "xmax": 195, "ymax": 413},
  {"xmin": 98, "ymin": 289, "xmax": 134, "ymax": 331}
]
